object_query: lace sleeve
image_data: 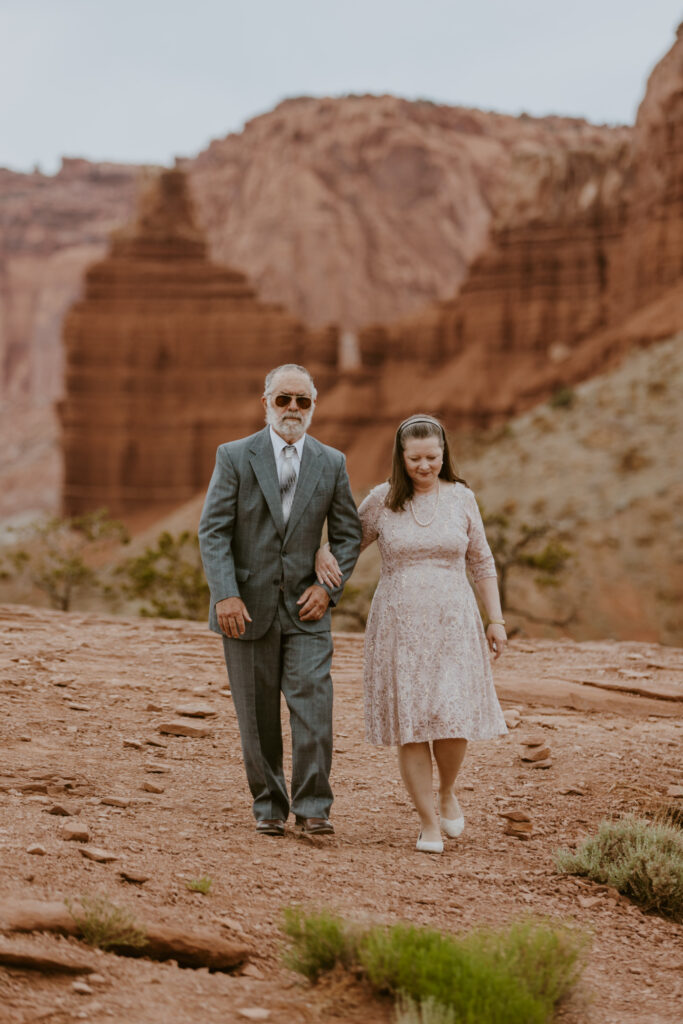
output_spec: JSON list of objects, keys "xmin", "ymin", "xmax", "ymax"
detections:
[
  {"xmin": 464, "ymin": 488, "xmax": 498, "ymax": 582},
  {"xmin": 358, "ymin": 483, "xmax": 388, "ymax": 551}
]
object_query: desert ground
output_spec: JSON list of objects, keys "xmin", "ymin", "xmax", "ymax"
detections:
[{"xmin": 0, "ymin": 603, "xmax": 681, "ymax": 1024}]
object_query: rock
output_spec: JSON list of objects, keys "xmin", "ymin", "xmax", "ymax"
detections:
[
  {"xmin": 240, "ymin": 963, "xmax": 264, "ymax": 979},
  {"xmin": 461, "ymin": 783, "xmax": 475, "ymax": 791},
  {"xmin": 87, "ymin": 973, "xmax": 107, "ymax": 985},
  {"xmin": 119, "ymin": 867, "xmax": 150, "ymax": 884},
  {"xmin": 520, "ymin": 745, "xmax": 552, "ymax": 761},
  {"xmin": 27, "ymin": 845, "xmax": 46, "ymax": 856},
  {"xmin": 521, "ymin": 746, "xmax": 551, "ymax": 762},
  {"xmin": 578, "ymin": 895, "xmax": 602, "ymax": 909},
  {"xmin": 60, "ymin": 823, "xmax": 90, "ymax": 842},
  {"xmin": 123, "ymin": 739, "xmax": 143, "ymax": 749},
  {"xmin": 66, "ymin": 703, "xmax": 91, "ymax": 712},
  {"xmin": 503, "ymin": 710, "xmax": 521, "ymax": 729},
  {"xmin": 174, "ymin": 704, "xmax": 217, "ymax": 718},
  {"xmin": 47, "ymin": 802, "xmax": 78, "ymax": 816},
  {"xmin": 558, "ymin": 786, "xmax": 585, "ymax": 795},
  {"xmin": 0, "ymin": 898, "xmax": 250, "ymax": 970},
  {"xmin": 498, "ymin": 809, "xmax": 532, "ymax": 822},
  {"xmin": 145, "ymin": 764, "xmax": 170, "ymax": 774},
  {"xmin": 158, "ymin": 719, "xmax": 213, "ymax": 738},
  {"xmin": 666, "ymin": 785, "xmax": 683, "ymax": 799},
  {"xmin": 145, "ymin": 737, "xmax": 167, "ymax": 748},
  {"xmin": 217, "ymin": 916, "xmax": 246, "ymax": 934},
  {"xmin": 0, "ymin": 937, "xmax": 94, "ymax": 974},
  {"xmin": 59, "ymin": 168, "xmax": 335, "ymax": 517},
  {"xmin": 20, "ymin": 783, "xmax": 48, "ymax": 795},
  {"xmin": 146, "ymin": 702, "xmax": 164, "ymax": 712},
  {"xmin": 19, "ymin": 735, "xmax": 32, "ymax": 742},
  {"xmin": 237, "ymin": 1011, "xmax": 270, "ymax": 1021},
  {"xmin": 520, "ymin": 733, "xmax": 547, "ymax": 747},
  {"xmin": 72, "ymin": 981, "xmax": 93, "ymax": 995},
  {"xmin": 101, "ymin": 796, "xmax": 131, "ymax": 808},
  {"xmin": 142, "ymin": 782, "xmax": 165, "ymax": 794},
  {"xmin": 530, "ymin": 759, "xmax": 553, "ymax": 769},
  {"xmin": 219, "ymin": 689, "xmax": 232, "ymax": 698},
  {"xmin": 78, "ymin": 846, "xmax": 119, "ymax": 863},
  {"xmin": 503, "ymin": 824, "xmax": 531, "ymax": 841}
]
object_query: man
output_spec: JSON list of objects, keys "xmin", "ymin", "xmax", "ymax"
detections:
[{"xmin": 199, "ymin": 364, "xmax": 362, "ymax": 837}]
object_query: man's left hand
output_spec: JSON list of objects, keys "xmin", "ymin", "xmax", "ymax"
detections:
[{"xmin": 297, "ymin": 585, "xmax": 331, "ymax": 621}]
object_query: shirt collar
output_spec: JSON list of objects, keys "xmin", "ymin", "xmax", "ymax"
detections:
[{"xmin": 269, "ymin": 425, "xmax": 306, "ymax": 459}]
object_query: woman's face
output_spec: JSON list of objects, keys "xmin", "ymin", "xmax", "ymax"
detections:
[{"xmin": 402, "ymin": 435, "xmax": 443, "ymax": 491}]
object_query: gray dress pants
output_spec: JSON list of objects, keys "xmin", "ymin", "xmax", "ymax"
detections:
[{"xmin": 222, "ymin": 602, "xmax": 334, "ymax": 822}]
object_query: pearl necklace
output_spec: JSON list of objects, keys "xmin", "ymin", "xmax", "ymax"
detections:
[{"xmin": 410, "ymin": 480, "xmax": 440, "ymax": 526}]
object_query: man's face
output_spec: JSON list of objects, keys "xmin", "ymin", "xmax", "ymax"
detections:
[{"xmin": 262, "ymin": 370, "xmax": 316, "ymax": 442}]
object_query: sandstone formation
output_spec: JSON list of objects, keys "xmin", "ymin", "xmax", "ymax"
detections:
[
  {"xmin": 58, "ymin": 169, "xmax": 336, "ymax": 515},
  {"xmin": 351, "ymin": 25, "xmax": 683, "ymax": 470}
]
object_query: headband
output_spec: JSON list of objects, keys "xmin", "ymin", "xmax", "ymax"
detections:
[{"xmin": 397, "ymin": 416, "xmax": 445, "ymax": 438}]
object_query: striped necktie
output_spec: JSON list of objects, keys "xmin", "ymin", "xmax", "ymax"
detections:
[{"xmin": 280, "ymin": 445, "xmax": 298, "ymax": 522}]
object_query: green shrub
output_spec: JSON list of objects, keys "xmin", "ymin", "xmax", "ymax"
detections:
[
  {"xmin": 281, "ymin": 909, "xmax": 587, "ymax": 1023},
  {"xmin": 281, "ymin": 907, "xmax": 356, "ymax": 981},
  {"xmin": 548, "ymin": 387, "xmax": 576, "ymax": 410},
  {"xmin": 66, "ymin": 894, "xmax": 147, "ymax": 950},
  {"xmin": 185, "ymin": 875, "xmax": 213, "ymax": 894},
  {"xmin": 117, "ymin": 530, "xmax": 209, "ymax": 620},
  {"xmin": 556, "ymin": 814, "xmax": 683, "ymax": 921}
]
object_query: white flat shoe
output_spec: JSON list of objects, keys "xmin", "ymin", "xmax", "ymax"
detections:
[
  {"xmin": 440, "ymin": 814, "xmax": 465, "ymax": 838},
  {"xmin": 416, "ymin": 831, "xmax": 444, "ymax": 854}
]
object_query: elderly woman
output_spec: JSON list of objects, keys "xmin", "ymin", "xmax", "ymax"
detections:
[{"xmin": 317, "ymin": 414, "xmax": 508, "ymax": 853}]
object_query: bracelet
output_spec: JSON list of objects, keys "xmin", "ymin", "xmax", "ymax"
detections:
[{"xmin": 488, "ymin": 619, "xmax": 505, "ymax": 626}]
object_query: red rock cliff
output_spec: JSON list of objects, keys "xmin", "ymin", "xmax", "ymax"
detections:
[{"xmin": 59, "ymin": 169, "xmax": 336, "ymax": 515}]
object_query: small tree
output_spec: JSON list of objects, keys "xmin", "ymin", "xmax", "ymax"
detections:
[
  {"xmin": 3, "ymin": 511, "xmax": 129, "ymax": 611},
  {"xmin": 482, "ymin": 509, "xmax": 574, "ymax": 627},
  {"xmin": 117, "ymin": 530, "xmax": 209, "ymax": 620}
]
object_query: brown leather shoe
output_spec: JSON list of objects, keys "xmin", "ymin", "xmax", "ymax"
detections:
[
  {"xmin": 255, "ymin": 819, "xmax": 285, "ymax": 836},
  {"xmin": 296, "ymin": 817, "xmax": 335, "ymax": 835}
]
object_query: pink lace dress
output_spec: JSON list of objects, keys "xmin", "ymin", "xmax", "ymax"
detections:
[{"xmin": 359, "ymin": 481, "xmax": 508, "ymax": 746}]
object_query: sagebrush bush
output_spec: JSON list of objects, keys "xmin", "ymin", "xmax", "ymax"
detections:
[
  {"xmin": 281, "ymin": 909, "xmax": 586, "ymax": 1024},
  {"xmin": 556, "ymin": 814, "xmax": 683, "ymax": 921},
  {"xmin": 66, "ymin": 894, "xmax": 147, "ymax": 950},
  {"xmin": 281, "ymin": 907, "xmax": 356, "ymax": 981}
]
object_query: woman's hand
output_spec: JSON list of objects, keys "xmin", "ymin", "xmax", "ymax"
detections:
[
  {"xmin": 486, "ymin": 623, "xmax": 507, "ymax": 660},
  {"xmin": 315, "ymin": 543, "xmax": 343, "ymax": 588}
]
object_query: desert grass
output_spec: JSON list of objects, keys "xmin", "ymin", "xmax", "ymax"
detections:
[
  {"xmin": 185, "ymin": 875, "xmax": 213, "ymax": 894},
  {"xmin": 281, "ymin": 908, "xmax": 587, "ymax": 1024},
  {"xmin": 555, "ymin": 813, "xmax": 683, "ymax": 922},
  {"xmin": 66, "ymin": 894, "xmax": 147, "ymax": 950}
]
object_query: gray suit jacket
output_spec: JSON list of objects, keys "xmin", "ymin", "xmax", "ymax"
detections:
[{"xmin": 198, "ymin": 427, "xmax": 362, "ymax": 639}]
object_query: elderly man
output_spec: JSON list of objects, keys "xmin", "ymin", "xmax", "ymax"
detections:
[{"xmin": 199, "ymin": 364, "xmax": 362, "ymax": 836}]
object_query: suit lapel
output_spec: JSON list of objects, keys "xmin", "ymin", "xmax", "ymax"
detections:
[
  {"xmin": 248, "ymin": 428, "xmax": 285, "ymax": 538},
  {"xmin": 284, "ymin": 436, "xmax": 323, "ymax": 540}
]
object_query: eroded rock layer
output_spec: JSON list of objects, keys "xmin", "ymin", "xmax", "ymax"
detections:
[
  {"xmin": 59, "ymin": 169, "xmax": 336, "ymax": 514},
  {"xmin": 352, "ymin": 25, "xmax": 683, "ymax": 466}
]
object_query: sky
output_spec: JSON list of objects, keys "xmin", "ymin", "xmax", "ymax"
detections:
[{"xmin": 1, "ymin": 0, "xmax": 681, "ymax": 174}]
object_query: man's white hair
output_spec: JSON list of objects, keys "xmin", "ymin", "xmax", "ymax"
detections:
[{"xmin": 263, "ymin": 364, "xmax": 318, "ymax": 401}]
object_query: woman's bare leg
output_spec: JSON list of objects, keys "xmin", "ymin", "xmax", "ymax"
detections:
[
  {"xmin": 433, "ymin": 738, "xmax": 467, "ymax": 819},
  {"xmin": 397, "ymin": 742, "xmax": 440, "ymax": 842}
]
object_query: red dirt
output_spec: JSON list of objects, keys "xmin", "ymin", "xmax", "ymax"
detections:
[{"xmin": 0, "ymin": 604, "xmax": 681, "ymax": 1023}]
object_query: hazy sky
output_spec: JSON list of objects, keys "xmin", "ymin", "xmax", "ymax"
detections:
[{"xmin": 1, "ymin": 0, "xmax": 681, "ymax": 174}]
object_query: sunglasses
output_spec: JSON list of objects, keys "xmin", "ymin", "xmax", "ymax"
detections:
[{"xmin": 272, "ymin": 393, "xmax": 313, "ymax": 410}]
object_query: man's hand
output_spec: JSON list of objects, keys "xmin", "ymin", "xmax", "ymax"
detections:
[
  {"xmin": 216, "ymin": 597, "xmax": 252, "ymax": 638},
  {"xmin": 297, "ymin": 585, "xmax": 330, "ymax": 622}
]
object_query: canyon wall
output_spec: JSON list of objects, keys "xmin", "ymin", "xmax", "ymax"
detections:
[
  {"xmin": 346, "ymin": 25, "xmax": 683, "ymax": 482},
  {"xmin": 59, "ymin": 169, "xmax": 336, "ymax": 515}
]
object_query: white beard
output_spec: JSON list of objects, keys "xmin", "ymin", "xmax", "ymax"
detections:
[{"xmin": 265, "ymin": 402, "xmax": 314, "ymax": 442}]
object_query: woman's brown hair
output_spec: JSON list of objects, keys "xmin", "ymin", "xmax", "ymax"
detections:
[{"xmin": 385, "ymin": 415, "xmax": 468, "ymax": 512}]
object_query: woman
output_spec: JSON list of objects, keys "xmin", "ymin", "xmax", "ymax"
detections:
[{"xmin": 316, "ymin": 415, "xmax": 508, "ymax": 853}]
